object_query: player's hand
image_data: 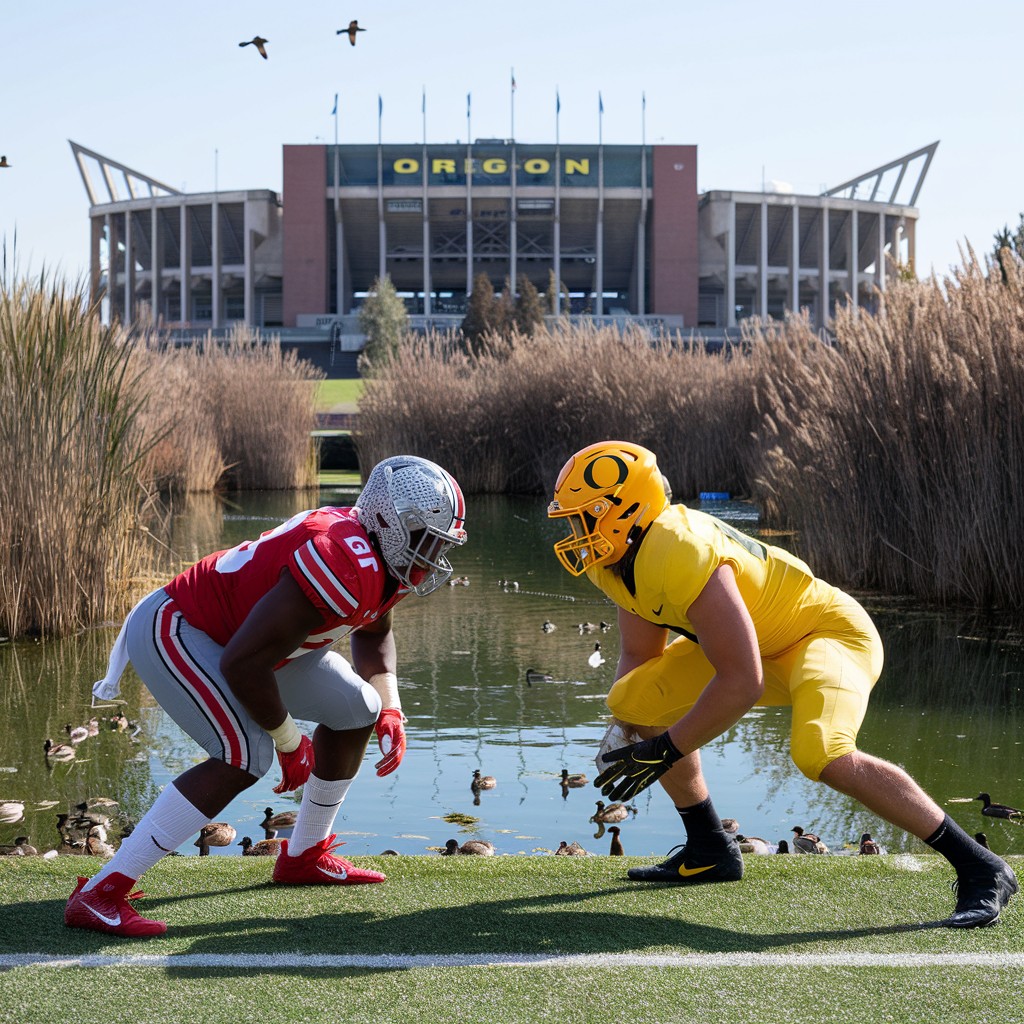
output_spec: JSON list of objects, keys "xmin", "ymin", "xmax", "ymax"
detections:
[
  {"xmin": 374, "ymin": 708, "xmax": 407, "ymax": 777},
  {"xmin": 273, "ymin": 733, "xmax": 315, "ymax": 793},
  {"xmin": 594, "ymin": 731, "xmax": 685, "ymax": 801}
]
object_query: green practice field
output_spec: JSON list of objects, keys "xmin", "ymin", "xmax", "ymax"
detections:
[
  {"xmin": 2, "ymin": 855, "xmax": 1022, "ymax": 1023},
  {"xmin": 316, "ymin": 377, "xmax": 364, "ymax": 412}
]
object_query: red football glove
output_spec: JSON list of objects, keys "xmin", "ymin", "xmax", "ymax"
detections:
[
  {"xmin": 374, "ymin": 708, "xmax": 407, "ymax": 777},
  {"xmin": 273, "ymin": 733, "xmax": 315, "ymax": 793}
]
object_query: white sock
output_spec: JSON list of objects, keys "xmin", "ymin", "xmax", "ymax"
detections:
[
  {"xmin": 287, "ymin": 774, "xmax": 354, "ymax": 856},
  {"xmin": 83, "ymin": 783, "xmax": 210, "ymax": 891}
]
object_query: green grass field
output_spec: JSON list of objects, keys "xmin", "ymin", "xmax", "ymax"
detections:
[
  {"xmin": 316, "ymin": 377, "xmax": 364, "ymax": 412},
  {"xmin": 2, "ymin": 855, "xmax": 1022, "ymax": 1023}
]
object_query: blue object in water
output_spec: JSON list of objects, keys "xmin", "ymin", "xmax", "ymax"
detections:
[{"xmin": 699, "ymin": 491, "xmax": 731, "ymax": 501}]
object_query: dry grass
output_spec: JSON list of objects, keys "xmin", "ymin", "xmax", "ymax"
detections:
[
  {"xmin": 136, "ymin": 327, "xmax": 323, "ymax": 492},
  {"xmin": 356, "ymin": 322, "xmax": 759, "ymax": 497},
  {"xmin": 746, "ymin": 248, "xmax": 1024, "ymax": 607}
]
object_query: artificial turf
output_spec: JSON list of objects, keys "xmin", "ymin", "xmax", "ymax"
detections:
[{"xmin": 2, "ymin": 854, "xmax": 1021, "ymax": 1023}]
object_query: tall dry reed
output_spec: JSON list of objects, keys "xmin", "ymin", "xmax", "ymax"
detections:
[
  {"xmin": 746, "ymin": 248, "xmax": 1024, "ymax": 608},
  {"xmin": 356, "ymin": 322, "xmax": 759, "ymax": 496},
  {"xmin": 0, "ymin": 276, "xmax": 154, "ymax": 638},
  {"xmin": 134, "ymin": 326, "xmax": 323, "ymax": 492}
]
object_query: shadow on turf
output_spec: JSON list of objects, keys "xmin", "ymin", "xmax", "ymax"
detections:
[{"xmin": 7, "ymin": 878, "xmax": 961, "ymax": 974}]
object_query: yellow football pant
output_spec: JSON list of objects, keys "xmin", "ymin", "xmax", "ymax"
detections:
[{"xmin": 605, "ymin": 590, "xmax": 884, "ymax": 781}]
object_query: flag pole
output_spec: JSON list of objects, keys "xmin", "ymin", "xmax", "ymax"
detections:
[
  {"xmin": 554, "ymin": 88, "xmax": 562, "ymax": 316},
  {"xmin": 639, "ymin": 91, "xmax": 648, "ymax": 317},
  {"xmin": 597, "ymin": 92, "xmax": 605, "ymax": 316},
  {"xmin": 332, "ymin": 93, "xmax": 342, "ymax": 316},
  {"xmin": 377, "ymin": 95, "xmax": 385, "ymax": 281},
  {"xmin": 466, "ymin": 92, "xmax": 473, "ymax": 298},
  {"xmin": 422, "ymin": 86, "xmax": 430, "ymax": 316}
]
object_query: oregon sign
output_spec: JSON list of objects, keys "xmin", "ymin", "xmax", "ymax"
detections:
[{"xmin": 391, "ymin": 157, "xmax": 592, "ymax": 177}]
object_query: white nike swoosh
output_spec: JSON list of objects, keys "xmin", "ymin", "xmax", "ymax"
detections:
[
  {"xmin": 319, "ymin": 866, "xmax": 348, "ymax": 880},
  {"xmin": 85, "ymin": 903, "xmax": 121, "ymax": 927}
]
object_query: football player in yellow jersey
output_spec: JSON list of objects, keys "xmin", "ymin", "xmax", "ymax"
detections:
[{"xmin": 548, "ymin": 441, "xmax": 1017, "ymax": 928}]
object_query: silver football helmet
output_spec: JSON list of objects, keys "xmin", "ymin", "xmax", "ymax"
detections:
[{"xmin": 357, "ymin": 456, "xmax": 467, "ymax": 596}]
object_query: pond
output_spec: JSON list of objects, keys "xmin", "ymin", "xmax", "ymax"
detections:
[{"xmin": 2, "ymin": 489, "xmax": 1023, "ymax": 861}]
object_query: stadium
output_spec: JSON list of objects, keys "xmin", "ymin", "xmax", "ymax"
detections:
[{"xmin": 71, "ymin": 138, "xmax": 937, "ymax": 346}]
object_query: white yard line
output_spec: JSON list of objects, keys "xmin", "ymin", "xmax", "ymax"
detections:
[{"xmin": 3, "ymin": 951, "xmax": 1024, "ymax": 970}]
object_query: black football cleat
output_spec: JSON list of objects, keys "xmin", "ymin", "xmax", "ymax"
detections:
[
  {"xmin": 627, "ymin": 841, "xmax": 744, "ymax": 885},
  {"xmin": 946, "ymin": 862, "xmax": 1018, "ymax": 928}
]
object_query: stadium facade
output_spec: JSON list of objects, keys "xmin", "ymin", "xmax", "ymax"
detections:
[{"xmin": 71, "ymin": 138, "xmax": 937, "ymax": 336}]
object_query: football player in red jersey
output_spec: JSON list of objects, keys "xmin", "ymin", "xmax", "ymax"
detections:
[{"xmin": 65, "ymin": 456, "xmax": 467, "ymax": 937}]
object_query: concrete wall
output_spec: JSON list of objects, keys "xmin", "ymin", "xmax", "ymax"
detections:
[{"xmin": 282, "ymin": 145, "xmax": 329, "ymax": 326}]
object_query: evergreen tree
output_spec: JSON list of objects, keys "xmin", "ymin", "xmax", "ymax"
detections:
[
  {"xmin": 513, "ymin": 273, "xmax": 545, "ymax": 337},
  {"xmin": 993, "ymin": 214, "xmax": 1024, "ymax": 284},
  {"xmin": 461, "ymin": 273, "xmax": 501, "ymax": 355},
  {"xmin": 542, "ymin": 269, "xmax": 572, "ymax": 317},
  {"xmin": 357, "ymin": 275, "xmax": 409, "ymax": 375},
  {"xmin": 497, "ymin": 276, "xmax": 516, "ymax": 337},
  {"xmin": 546, "ymin": 268, "xmax": 560, "ymax": 315}
]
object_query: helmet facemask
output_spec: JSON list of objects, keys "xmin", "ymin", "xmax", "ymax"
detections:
[
  {"xmin": 358, "ymin": 457, "xmax": 467, "ymax": 596},
  {"xmin": 547, "ymin": 500, "xmax": 616, "ymax": 576},
  {"xmin": 547, "ymin": 442, "xmax": 668, "ymax": 577}
]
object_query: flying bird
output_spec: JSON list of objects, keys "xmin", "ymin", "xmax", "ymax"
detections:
[
  {"xmin": 338, "ymin": 20, "xmax": 365, "ymax": 45},
  {"xmin": 239, "ymin": 36, "xmax": 269, "ymax": 59}
]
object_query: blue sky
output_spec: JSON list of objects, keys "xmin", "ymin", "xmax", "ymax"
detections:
[{"xmin": 2, "ymin": 1, "xmax": 1020, "ymax": 284}]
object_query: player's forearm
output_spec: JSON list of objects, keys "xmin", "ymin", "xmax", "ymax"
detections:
[
  {"xmin": 221, "ymin": 664, "xmax": 289, "ymax": 732},
  {"xmin": 351, "ymin": 626, "xmax": 397, "ymax": 683},
  {"xmin": 667, "ymin": 671, "xmax": 763, "ymax": 754}
]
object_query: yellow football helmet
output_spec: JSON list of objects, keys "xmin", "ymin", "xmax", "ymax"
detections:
[{"xmin": 547, "ymin": 441, "xmax": 669, "ymax": 576}]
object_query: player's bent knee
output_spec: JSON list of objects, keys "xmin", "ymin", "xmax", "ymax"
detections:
[{"xmin": 791, "ymin": 740, "xmax": 857, "ymax": 783}]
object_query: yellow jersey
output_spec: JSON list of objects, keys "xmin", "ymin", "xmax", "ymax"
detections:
[{"xmin": 587, "ymin": 504, "xmax": 841, "ymax": 659}]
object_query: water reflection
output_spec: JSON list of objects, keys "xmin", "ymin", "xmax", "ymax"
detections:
[{"xmin": 1, "ymin": 491, "xmax": 1021, "ymax": 861}]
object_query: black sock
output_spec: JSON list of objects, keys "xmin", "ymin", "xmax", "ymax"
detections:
[
  {"xmin": 676, "ymin": 797, "xmax": 729, "ymax": 848},
  {"xmin": 925, "ymin": 814, "xmax": 999, "ymax": 875}
]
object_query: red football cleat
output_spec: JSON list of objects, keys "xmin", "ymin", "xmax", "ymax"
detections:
[
  {"xmin": 64, "ymin": 872, "xmax": 167, "ymax": 938},
  {"xmin": 272, "ymin": 835, "xmax": 386, "ymax": 885}
]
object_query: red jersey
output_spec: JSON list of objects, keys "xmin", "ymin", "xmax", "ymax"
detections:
[{"xmin": 164, "ymin": 507, "xmax": 406, "ymax": 661}]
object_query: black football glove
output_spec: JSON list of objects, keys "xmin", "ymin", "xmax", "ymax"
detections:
[{"xmin": 594, "ymin": 731, "xmax": 686, "ymax": 802}]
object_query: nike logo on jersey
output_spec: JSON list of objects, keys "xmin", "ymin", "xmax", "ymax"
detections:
[
  {"xmin": 652, "ymin": 604, "xmax": 664, "ymax": 616},
  {"xmin": 677, "ymin": 863, "xmax": 716, "ymax": 878},
  {"xmin": 85, "ymin": 903, "xmax": 122, "ymax": 927}
]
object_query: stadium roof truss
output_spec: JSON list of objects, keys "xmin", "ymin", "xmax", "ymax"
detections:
[
  {"xmin": 69, "ymin": 140, "xmax": 182, "ymax": 206},
  {"xmin": 821, "ymin": 141, "xmax": 938, "ymax": 206}
]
